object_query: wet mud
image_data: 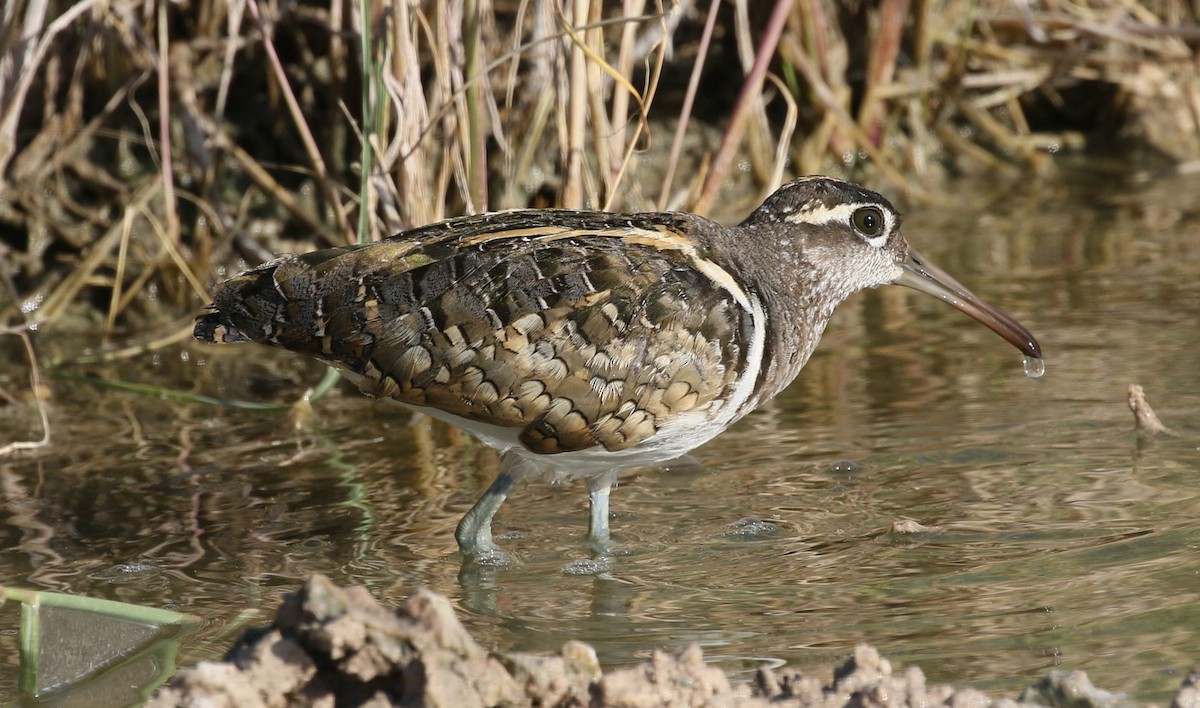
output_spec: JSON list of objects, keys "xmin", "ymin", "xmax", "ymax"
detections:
[{"xmin": 150, "ymin": 576, "xmax": 1200, "ymax": 708}]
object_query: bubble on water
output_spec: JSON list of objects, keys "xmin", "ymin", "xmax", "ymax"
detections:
[
  {"xmin": 1023, "ymin": 356, "xmax": 1046, "ymax": 380},
  {"xmin": 724, "ymin": 517, "xmax": 779, "ymax": 538},
  {"xmin": 561, "ymin": 558, "xmax": 610, "ymax": 575},
  {"xmin": 830, "ymin": 459, "xmax": 861, "ymax": 474}
]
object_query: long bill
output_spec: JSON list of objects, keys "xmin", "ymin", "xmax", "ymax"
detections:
[{"xmin": 893, "ymin": 250, "xmax": 1042, "ymax": 359}]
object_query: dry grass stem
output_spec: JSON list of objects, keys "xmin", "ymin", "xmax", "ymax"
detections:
[
  {"xmin": 0, "ymin": 326, "xmax": 51, "ymax": 457},
  {"xmin": 695, "ymin": 0, "xmax": 794, "ymax": 214},
  {"xmin": 0, "ymin": 0, "xmax": 1196, "ymax": 343},
  {"xmin": 657, "ymin": 0, "xmax": 719, "ymax": 211},
  {"xmin": 245, "ymin": 0, "xmax": 353, "ymax": 242}
]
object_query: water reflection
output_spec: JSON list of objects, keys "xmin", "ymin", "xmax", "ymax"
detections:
[{"xmin": 0, "ymin": 170, "xmax": 1198, "ymax": 701}]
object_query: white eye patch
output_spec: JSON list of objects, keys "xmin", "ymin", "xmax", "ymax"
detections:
[{"xmin": 784, "ymin": 202, "xmax": 896, "ymax": 249}]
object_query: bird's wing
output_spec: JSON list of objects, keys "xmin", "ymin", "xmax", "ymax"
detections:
[{"xmin": 200, "ymin": 210, "xmax": 758, "ymax": 454}]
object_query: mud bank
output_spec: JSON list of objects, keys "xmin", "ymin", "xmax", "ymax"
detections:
[{"xmin": 149, "ymin": 575, "xmax": 1200, "ymax": 708}]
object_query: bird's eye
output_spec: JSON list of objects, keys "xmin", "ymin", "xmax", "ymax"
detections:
[{"xmin": 852, "ymin": 206, "xmax": 884, "ymax": 238}]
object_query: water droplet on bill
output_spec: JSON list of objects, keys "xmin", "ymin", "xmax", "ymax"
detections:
[{"xmin": 1023, "ymin": 356, "xmax": 1045, "ymax": 380}]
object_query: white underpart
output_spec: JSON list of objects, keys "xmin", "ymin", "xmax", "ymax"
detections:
[{"xmin": 784, "ymin": 202, "xmax": 894, "ymax": 249}]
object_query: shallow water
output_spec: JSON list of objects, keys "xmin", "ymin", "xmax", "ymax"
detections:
[{"xmin": 1, "ymin": 170, "xmax": 1198, "ymax": 701}]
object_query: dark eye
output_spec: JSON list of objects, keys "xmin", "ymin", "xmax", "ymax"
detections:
[{"xmin": 852, "ymin": 206, "xmax": 884, "ymax": 237}]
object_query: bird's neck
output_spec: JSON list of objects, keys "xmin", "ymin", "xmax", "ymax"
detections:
[{"xmin": 716, "ymin": 224, "xmax": 851, "ymax": 409}]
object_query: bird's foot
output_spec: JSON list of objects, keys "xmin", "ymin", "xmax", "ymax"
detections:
[
  {"xmin": 455, "ymin": 515, "xmax": 523, "ymax": 565},
  {"xmin": 455, "ymin": 526, "xmax": 515, "ymax": 565},
  {"xmin": 462, "ymin": 544, "xmax": 515, "ymax": 566},
  {"xmin": 456, "ymin": 469, "xmax": 520, "ymax": 564},
  {"xmin": 587, "ymin": 530, "xmax": 614, "ymax": 558}
]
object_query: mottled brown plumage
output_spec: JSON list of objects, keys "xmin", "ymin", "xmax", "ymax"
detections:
[
  {"xmin": 195, "ymin": 177, "xmax": 1042, "ymax": 559},
  {"xmin": 198, "ymin": 212, "xmax": 752, "ymax": 455}
]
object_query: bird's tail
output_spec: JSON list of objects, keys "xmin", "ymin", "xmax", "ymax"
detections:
[
  {"xmin": 193, "ymin": 309, "xmax": 251, "ymax": 343},
  {"xmin": 191, "ymin": 252, "xmax": 333, "ymax": 351},
  {"xmin": 193, "ymin": 256, "xmax": 295, "ymax": 345}
]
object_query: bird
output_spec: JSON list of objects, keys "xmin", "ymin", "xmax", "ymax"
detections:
[{"xmin": 194, "ymin": 176, "xmax": 1042, "ymax": 560}]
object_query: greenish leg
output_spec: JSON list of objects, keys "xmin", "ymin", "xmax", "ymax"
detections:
[
  {"xmin": 455, "ymin": 468, "xmax": 516, "ymax": 558},
  {"xmin": 587, "ymin": 470, "xmax": 618, "ymax": 553}
]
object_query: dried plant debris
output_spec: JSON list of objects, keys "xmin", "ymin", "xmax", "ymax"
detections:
[
  {"xmin": 3, "ymin": 0, "xmax": 1200, "ymax": 336},
  {"xmin": 150, "ymin": 575, "xmax": 1196, "ymax": 707},
  {"xmin": 1127, "ymin": 384, "xmax": 1174, "ymax": 438},
  {"xmin": 890, "ymin": 519, "xmax": 932, "ymax": 534}
]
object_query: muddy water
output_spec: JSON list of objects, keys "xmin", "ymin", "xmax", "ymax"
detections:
[{"xmin": 1, "ymin": 169, "xmax": 1198, "ymax": 701}]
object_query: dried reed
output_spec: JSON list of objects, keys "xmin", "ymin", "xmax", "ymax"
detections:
[{"xmin": 0, "ymin": 0, "xmax": 1195, "ymax": 401}]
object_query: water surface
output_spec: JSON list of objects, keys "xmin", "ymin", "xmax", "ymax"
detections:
[{"xmin": 1, "ymin": 170, "xmax": 1197, "ymax": 701}]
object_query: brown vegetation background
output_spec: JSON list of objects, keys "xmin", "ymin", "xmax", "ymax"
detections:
[{"xmin": 0, "ymin": 0, "xmax": 1197, "ymax": 421}]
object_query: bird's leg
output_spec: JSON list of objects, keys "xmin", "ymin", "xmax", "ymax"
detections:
[
  {"xmin": 587, "ymin": 469, "xmax": 619, "ymax": 554},
  {"xmin": 455, "ymin": 461, "xmax": 518, "ymax": 559}
]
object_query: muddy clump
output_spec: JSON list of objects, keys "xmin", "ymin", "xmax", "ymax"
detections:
[{"xmin": 149, "ymin": 575, "xmax": 1197, "ymax": 707}]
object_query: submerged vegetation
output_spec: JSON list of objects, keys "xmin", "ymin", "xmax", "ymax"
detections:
[{"xmin": 0, "ymin": 0, "xmax": 1197, "ymax": 437}]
